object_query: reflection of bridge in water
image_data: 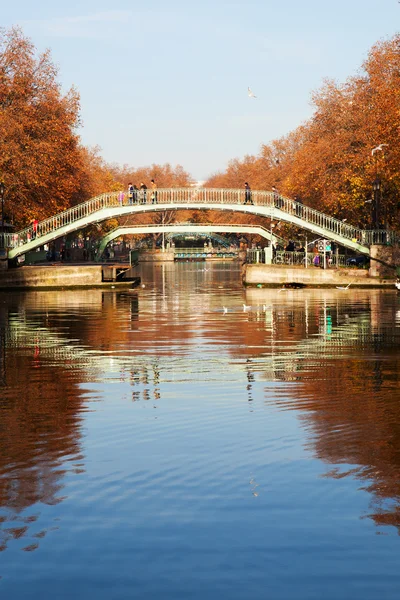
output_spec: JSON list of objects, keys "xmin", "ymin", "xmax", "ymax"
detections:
[
  {"xmin": 2, "ymin": 188, "xmax": 396, "ymax": 260},
  {"xmin": 3, "ymin": 290, "xmax": 397, "ymax": 384}
]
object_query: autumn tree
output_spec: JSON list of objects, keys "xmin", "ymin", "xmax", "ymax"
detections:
[
  {"xmin": 205, "ymin": 34, "xmax": 400, "ymax": 230},
  {"xmin": 110, "ymin": 162, "xmax": 193, "ymax": 189},
  {"xmin": 0, "ymin": 27, "xmax": 90, "ymax": 226}
]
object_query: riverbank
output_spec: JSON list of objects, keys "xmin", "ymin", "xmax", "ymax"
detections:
[
  {"xmin": 0, "ymin": 264, "xmax": 140, "ymax": 290},
  {"xmin": 244, "ymin": 264, "xmax": 396, "ymax": 288},
  {"xmin": 1, "ymin": 262, "xmax": 396, "ymax": 290}
]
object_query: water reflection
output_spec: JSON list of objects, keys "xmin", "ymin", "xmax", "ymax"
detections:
[{"xmin": 0, "ymin": 265, "xmax": 400, "ymax": 563}]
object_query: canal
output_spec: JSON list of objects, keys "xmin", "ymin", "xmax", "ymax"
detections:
[{"xmin": 1, "ymin": 262, "xmax": 400, "ymax": 599}]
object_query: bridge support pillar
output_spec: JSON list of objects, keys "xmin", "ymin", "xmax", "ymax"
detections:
[
  {"xmin": 264, "ymin": 246, "xmax": 272, "ymax": 264},
  {"xmin": 369, "ymin": 245, "xmax": 396, "ymax": 278}
]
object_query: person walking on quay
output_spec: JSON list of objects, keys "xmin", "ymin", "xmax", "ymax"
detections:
[
  {"xmin": 139, "ymin": 182, "xmax": 147, "ymax": 204},
  {"xmin": 150, "ymin": 179, "xmax": 157, "ymax": 204},
  {"xmin": 244, "ymin": 182, "xmax": 253, "ymax": 205}
]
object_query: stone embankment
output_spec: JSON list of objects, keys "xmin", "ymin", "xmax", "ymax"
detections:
[
  {"xmin": 138, "ymin": 251, "xmax": 175, "ymax": 262},
  {"xmin": 244, "ymin": 264, "xmax": 396, "ymax": 288},
  {"xmin": 0, "ymin": 264, "xmax": 138, "ymax": 290}
]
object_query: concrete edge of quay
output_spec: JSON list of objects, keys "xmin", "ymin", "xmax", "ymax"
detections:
[
  {"xmin": 244, "ymin": 264, "xmax": 397, "ymax": 288},
  {"xmin": 0, "ymin": 264, "xmax": 140, "ymax": 290}
]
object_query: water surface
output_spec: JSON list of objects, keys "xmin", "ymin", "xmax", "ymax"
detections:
[{"xmin": 1, "ymin": 262, "xmax": 400, "ymax": 599}]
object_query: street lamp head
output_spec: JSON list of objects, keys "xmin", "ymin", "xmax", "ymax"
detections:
[
  {"xmin": 0, "ymin": 182, "xmax": 5, "ymax": 196},
  {"xmin": 373, "ymin": 178, "xmax": 381, "ymax": 191}
]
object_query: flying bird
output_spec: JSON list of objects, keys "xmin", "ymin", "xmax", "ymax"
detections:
[
  {"xmin": 248, "ymin": 87, "xmax": 257, "ymax": 99},
  {"xmin": 371, "ymin": 144, "xmax": 389, "ymax": 156}
]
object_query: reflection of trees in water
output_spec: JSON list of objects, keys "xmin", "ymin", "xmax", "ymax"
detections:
[
  {"xmin": 293, "ymin": 355, "xmax": 400, "ymax": 531},
  {"xmin": 0, "ymin": 305, "xmax": 86, "ymax": 552},
  {"xmin": 234, "ymin": 291, "xmax": 400, "ymax": 530},
  {"xmin": 253, "ymin": 295, "xmax": 400, "ymax": 530},
  {"xmin": 1, "ymin": 285, "xmax": 400, "ymax": 544},
  {"xmin": 0, "ymin": 291, "xmax": 165, "ymax": 552}
]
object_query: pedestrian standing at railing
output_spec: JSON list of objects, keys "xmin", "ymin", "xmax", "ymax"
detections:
[
  {"xmin": 272, "ymin": 186, "xmax": 280, "ymax": 208},
  {"xmin": 32, "ymin": 218, "xmax": 38, "ymax": 239},
  {"xmin": 128, "ymin": 183, "xmax": 134, "ymax": 205},
  {"xmin": 140, "ymin": 182, "xmax": 147, "ymax": 204},
  {"xmin": 133, "ymin": 185, "xmax": 138, "ymax": 204},
  {"xmin": 150, "ymin": 179, "xmax": 157, "ymax": 204},
  {"xmin": 294, "ymin": 195, "xmax": 303, "ymax": 217},
  {"xmin": 118, "ymin": 191, "xmax": 125, "ymax": 205},
  {"xmin": 244, "ymin": 182, "xmax": 253, "ymax": 205}
]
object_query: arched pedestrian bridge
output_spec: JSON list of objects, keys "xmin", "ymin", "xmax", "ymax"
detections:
[
  {"xmin": 96, "ymin": 224, "xmax": 284, "ymax": 258},
  {"xmin": 1, "ymin": 188, "xmax": 395, "ymax": 260}
]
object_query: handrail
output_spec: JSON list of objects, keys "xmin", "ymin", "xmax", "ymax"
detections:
[{"xmin": 1, "ymin": 188, "xmax": 397, "ymax": 251}]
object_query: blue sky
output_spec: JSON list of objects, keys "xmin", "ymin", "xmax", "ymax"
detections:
[{"xmin": 3, "ymin": 0, "xmax": 400, "ymax": 180}]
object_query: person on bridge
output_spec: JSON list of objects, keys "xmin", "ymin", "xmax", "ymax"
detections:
[
  {"xmin": 294, "ymin": 195, "xmax": 303, "ymax": 217},
  {"xmin": 150, "ymin": 179, "xmax": 157, "ymax": 204},
  {"xmin": 244, "ymin": 182, "xmax": 253, "ymax": 205},
  {"xmin": 128, "ymin": 183, "xmax": 134, "ymax": 205},
  {"xmin": 132, "ymin": 184, "xmax": 138, "ymax": 203},
  {"xmin": 272, "ymin": 186, "xmax": 281, "ymax": 208},
  {"xmin": 139, "ymin": 182, "xmax": 147, "ymax": 204},
  {"xmin": 32, "ymin": 218, "xmax": 39, "ymax": 239}
]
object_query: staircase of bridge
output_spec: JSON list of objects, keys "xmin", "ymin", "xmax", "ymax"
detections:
[{"xmin": 1, "ymin": 188, "xmax": 396, "ymax": 260}]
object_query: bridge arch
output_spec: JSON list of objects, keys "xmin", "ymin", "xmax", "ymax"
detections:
[
  {"xmin": 96, "ymin": 224, "xmax": 283, "ymax": 259},
  {"xmin": 165, "ymin": 231, "xmax": 233, "ymax": 248}
]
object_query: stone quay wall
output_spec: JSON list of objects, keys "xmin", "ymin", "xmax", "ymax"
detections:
[
  {"xmin": 0, "ymin": 265, "xmax": 103, "ymax": 289},
  {"xmin": 139, "ymin": 251, "xmax": 175, "ymax": 262},
  {"xmin": 244, "ymin": 264, "xmax": 395, "ymax": 287}
]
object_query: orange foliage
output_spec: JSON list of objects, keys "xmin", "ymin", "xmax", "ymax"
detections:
[
  {"xmin": 205, "ymin": 35, "xmax": 400, "ymax": 229},
  {"xmin": 0, "ymin": 27, "xmax": 86, "ymax": 225},
  {"xmin": 0, "ymin": 27, "xmax": 194, "ymax": 229},
  {"xmin": 110, "ymin": 163, "xmax": 193, "ymax": 189}
]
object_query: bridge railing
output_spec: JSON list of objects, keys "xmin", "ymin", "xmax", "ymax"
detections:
[
  {"xmin": 1, "ymin": 188, "xmax": 398, "ymax": 251},
  {"xmin": 247, "ymin": 249, "xmax": 349, "ymax": 267}
]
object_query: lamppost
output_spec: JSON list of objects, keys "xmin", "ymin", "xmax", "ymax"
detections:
[
  {"xmin": 0, "ymin": 182, "xmax": 5, "ymax": 250},
  {"xmin": 372, "ymin": 178, "xmax": 381, "ymax": 229},
  {"xmin": 371, "ymin": 144, "xmax": 387, "ymax": 230}
]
